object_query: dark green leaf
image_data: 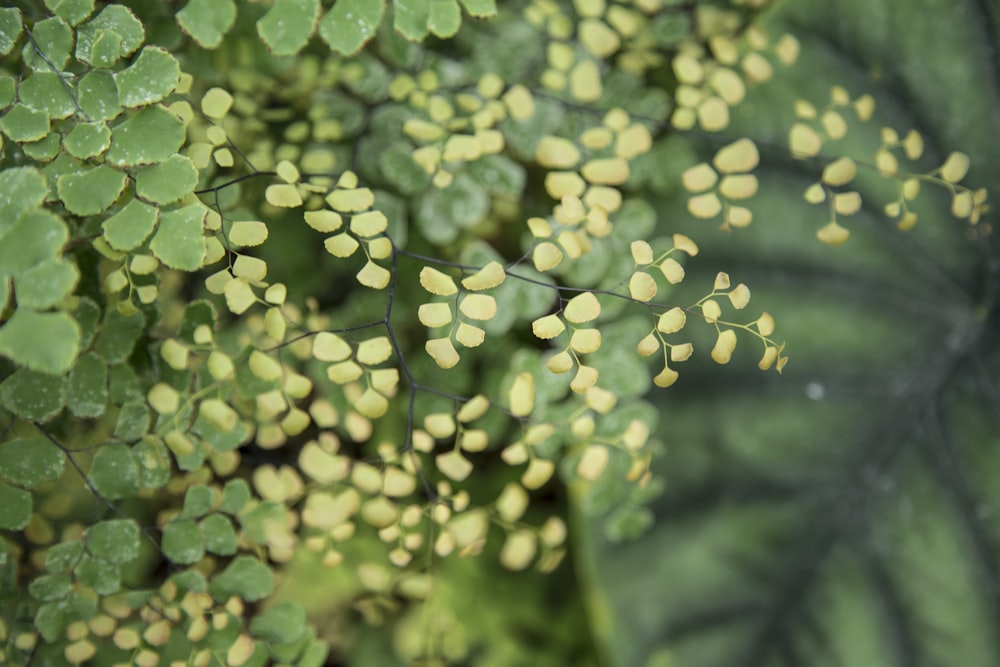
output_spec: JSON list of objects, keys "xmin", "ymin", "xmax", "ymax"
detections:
[
  {"xmin": 0, "ymin": 76, "xmax": 14, "ymax": 109},
  {"xmin": 88, "ymin": 443, "xmax": 139, "ymax": 499},
  {"xmin": 378, "ymin": 144, "xmax": 431, "ymax": 195},
  {"xmin": 318, "ymin": 0, "xmax": 385, "ymax": 56},
  {"xmin": 162, "ymin": 519, "xmax": 205, "ymax": 564},
  {"xmin": 57, "ymin": 164, "xmax": 128, "ymax": 216},
  {"xmin": 0, "ymin": 481, "xmax": 31, "ymax": 530},
  {"xmin": 170, "ymin": 568, "xmax": 207, "ymax": 593},
  {"xmin": 209, "ymin": 555, "xmax": 274, "ymax": 602},
  {"xmin": 73, "ymin": 298, "xmax": 100, "ymax": 348},
  {"xmin": 113, "ymin": 46, "xmax": 180, "ymax": 108},
  {"xmin": 131, "ymin": 436, "xmax": 170, "ymax": 489},
  {"xmin": 75, "ymin": 554, "xmax": 121, "ymax": 595},
  {"xmin": 0, "ymin": 436, "xmax": 64, "ymax": 489},
  {"xmin": 178, "ymin": 300, "xmax": 217, "ymax": 344},
  {"xmin": 29, "ymin": 572, "xmax": 72, "ymax": 601},
  {"xmin": 177, "ymin": 0, "xmax": 236, "ymax": 49},
  {"xmin": 200, "ymin": 514, "xmax": 238, "ymax": 556},
  {"xmin": 85, "ymin": 519, "xmax": 140, "ymax": 564},
  {"xmin": 415, "ymin": 172, "xmax": 488, "ymax": 243},
  {"xmin": 15, "ymin": 258, "xmax": 79, "ymax": 310},
  {"xmin": 0, "ymin": 368, "xmax": 66, "ymax": 421},
  {"xmin": 67, "ymin": 352, "xmax": 108, "ymax": 418},
  {"xmin": 149, "ymin": 203, "xmax": 207, "ymax": 271},
  {"xmin": 136, "ymin": 155, "xmax": 198, "ymax": 205},
  {"xmin": 0, "ymin": 104, "xmax": 50, "ymax": 142},
  {"xmin": 94, "ymin": 308, "xmax": 144, "ymax": 364},
  {"xmin": 102, "ymin": 198, "xmax": 159, "ymax": 252},
  {"xmin": 18, "ymin": 72, "xmax": 76, "ymax": 119},
  {"xmin": 0, "ymin": 7, "xmax": 22, "ymax": 56},
  {"xmin": 106, "ymin": 106, "xmax": 185, "ymax": 167},
  {"xmin": 249, "ymin": 600, "xmax": 308, "ymax": 644},
  {"xmin": 256, "ymin": 0, "xmax": 320, "ymax": 56},
  {"xmin": 33, "ymin": 593, "xmax": 96, "ymax": 642},
  {"xmin": 44, "ymin": 540, "xmax": 82, "ymax": 572},
  {"xmin": 219, "ymin": 478, "xmax": 250, "ymax": 514},
  {"xmin": 109, "ymin": 363, "xmax": 143, "ymax": 403},
  {"xmin": 0, "ymin": 310, "xmax": 80, "ymax": 375},
  {"xmin": 464, "ymin": 154, "xmax": 525, "ymax": 198}
]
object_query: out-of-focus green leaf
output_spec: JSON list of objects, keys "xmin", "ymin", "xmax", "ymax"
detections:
[
  {"xmin": 200, "ymin": 514, "xmax": 238, "ymax": 555},
  {"xmin": 28, "ymin": 572, "xmax": 71, "ymax": 601},
  {"xmin": 576, "ymin": 2, "xmax": 1000, "ymax": 666},
  {"xmin": 177, "ymin": 0, "xmax": 236, "ymax": 48},
  {"xmin": 88, "ymin": 442, "xmax": 139, "ymax": 499},
  {"xmin": 250, "ymin": 600, "xmax": 308, "ymax": 644},
  {"xmin": 0, "ymin": 310, "xmax": 79, "ymax": 375},
  {"xmin": 180, "ymin": 484, "xmax": 215, "ymax": 519},
  {"xmin": 114, "ymin": 400, "xmax": 150, "ymax": 440},
  {"xmin": 0, "ymin": 368, "xmax": 65, "ymax": 421},
  {"xmin": 0, "ymin": 482, "xmax": 31, "ymax": 530},
  {"xmin": 44, "ymin": 540, "xmax": 82, "ymax": 572},
  {"xmin": 75, "ymin": 554, "xmax": 121, "ymax": 595},
  {"xmin": 162, "ymin": 519, "xmax": 205, "ymax": 564},
  {"xmin": 0, "ymin": 436, "xmax": 64, "ymax": 488},
  {"xmin": 257, "ymin": 0, "xmax": 320, "ymax": 56},
  {"xmin": 219, "ymin": 478, "xmax": 251, "ymax": 514},
  {"xmin": 318, "ymin": 0, "xmax": 385, "ymax": 55},
  {"xmin": 94, "ymin": 308, "xmax": 144, "ymax": 363},
  {"xmin": 210, "ymin": 555, "xmax": 274, "ymax": 602}
]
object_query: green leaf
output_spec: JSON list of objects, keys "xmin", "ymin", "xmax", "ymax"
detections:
[
  {"xmin": 170, "ymin": 568, "xmax": 207, "ymax": 593},
  {"xmin": 44, "ymin": 540, "xmax": 83, "ymax": 572},
  {"xmin": 0, "ymin": 481, "xmax": 31, "ymax": 530},
  {"xmin": 378, "ymin": 144, "xmax": 431, "ymax": 194},
  {"xmin": 18, "ymin": 72, "xmax": 76, "ymax": 119},
  {"xmin": 43, "ymin": 0, "xmax": 95, "ymax": 26},
  {"xmin": 114, "ymin": 400, "xmax": 150, "ymax": 440},
  {"xmin": 0, "ymin": 436, "xmax": 64, "ymax": 489},
  {"xmin": 75, "ymin": 5, "xmax": 145, "ymax": 66},
  {"xmin": 149, "ymin": 203, "xmax": 207, "ymax": 271},
  {"xmin": 200, "ymin": 514, "xmax": 238, "ymax": 556},
  {"xmin": 0, "ymin": 7, "xmax": 22, "ymax": 56},
  {"xmin": 0, "ymin": 104, "xmax": 50, "ymax": 142},
  {"xmin": 136, "ymin": 155, "xmax": 198, "ymax": 205},
  {"xmin": 465, "ymin": 154, "xmax": 525, "ymax": 198},
  {"xmin": 85, "ymin": 519, "xmax": 140, "ymax": 564},
  {"xmin": 109, "ymin": 363, "xmax": 143, "ymax": 403},
  {"xmin": 318, "ymin": 0, "xmax": 385, "ymax": 56},
  {"xmin": 458, "ymin": 0, "xmax": 496, "ymax": 16},
  {"xmin": 34, "ymin": 593, "xmax": 96, "ymax": 642},
  {"xmin": 63, "ymin": 121, "xmax": 111, "ymax": 160},
  {"xmin": 210, "ymin": 555, "xmax": 274, "ymax": 602},
  {"xmin": 0, "ymin": 167, "xmax": 47, "ymax": 236},
  {"xmin": 86, "ymin": 28, "xmax": 124, "ymax": 68},
  {"xmin": 113, "ymin": 46, "xmax": 180, "ymax": 108},
  {"xmin": 102, "ymin": 199, "xmax": 159, "ymax": 251},
  {"xmin": 177, "ymin": 0, "xmax": 237, "ymax": 49},
  {"xmin": 94, "ymin": 308, "xmax": 144, "ymax": 363},
  {"xmin": 178, "ymin": 300, "xmax": 217, "ymax": 344},
  {"xmin": 0, "ymin": 75, "xmax": 14, "ymax": 108},
  {"xmin": 394, "ymin": 0, "xmax": 429, "ymax": 41},
  {"xmin": 428, "ymin": 0, "xmax": 461, "ymax": 38},
  {"xmin": 21, "ymin": 16, "xmax": 72, "ymax": 70},
  {"xmin": 16, "ymin": 258, "xmax": 79, "ymax": 310},
  {"xmin": 75, "ymin": 554, "xmax": 121, "ymax": 595},
  {"xmin": 57, "ymin": 164, "xmax": 127, "ymax": 216},
  {"xmin": 106, "ymin": 105, "xmax": 186, "ymax": 167},
  {"xmin": 219, "ymin": 478, "xmax": 251, "ymax": 514},
  {"xmin": 181, "ymin": 484, "xmax": 215, "ymax": 519},
  {"xmin": 29, "ymin": 572, "xmax": 72, "ymax": 601},
  {"xmin": 249, "ymin": 600, "xmax": 308, "ymax": 645},
  {"xmin": 22, "ymin": 132, "xmax": 62, "ymax": 162},
  {"xmin": 78, "ymin": 71, "xmax": 121, "ymax": 121},
  {"xmin": 256, "ymin": 0, "xmax": 320, "ymax": 56},
  {"xmin": 162, "ymin": 519, "xmax": 205, "ymax": 564},
  {"xmin": 416, "ymin": 172, "xmax": 489, "ymax": 244},
  {"xmin": 0, "ymin": 209, "xmax": 67, "ymax": 277},
  {"xmin": 73, "ymin": 298, "xmax": 100, "ymax": 348},
  {"xmin": 131, "ymin": 436, "xmax": 170, "ymax": 489},
  {"xmin": 88, "ymin": 442, "xmax": 139, "ymax": 499},
  {"xmin": 67, "ymin": 352, "xmax": 108, "ymax": 418},
  {"xmin": 0, "ymin": 368, "xmax": 65, "ymax": 421},
  {"xmin": 0, "ymin": 310, "xmax": 80, "ymax": 375}
]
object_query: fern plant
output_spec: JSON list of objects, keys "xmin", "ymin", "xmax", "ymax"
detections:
[{"xmin": 0, "ymin": 0, "xmax": 988, "ymax": 666}]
